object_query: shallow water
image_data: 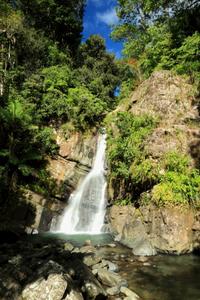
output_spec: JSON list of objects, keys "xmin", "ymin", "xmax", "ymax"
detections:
[{"xmin": 30, "ymin": 233, "xmax": 200, "ymax": 300}]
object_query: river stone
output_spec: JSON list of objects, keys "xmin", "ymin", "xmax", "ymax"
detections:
[
  {"xmin": 102, "ymin": 259, "xmax": 119, "ymax": 272},
  {"xmin": 64, "ymin": 290, "xmax": 84, "ymax": 300},
  {"xmin": 84, "ymin": 240, "xmax": 92, "ymax": 246},
  {"xmin": 120, "ymin": 287, "xmax": 140, "ymax": 299},
  {"xmin": 106, "ymin": 286, "xmax": 120, "ymax": 296},
  {"xmin": 83, "ymin": 255, "xmax": 102, "ymax": 267},
  {"xmin": 79, "ymin": 245, "xmax": 96, "ymax": 253},
  {"xmin": 97, "ymin": 269, "xmax": 127, "ymax": 288},
  {"xmin": 64, "ymin": 242, "xmax": 74, "ymax": 251},
  {"xmin": 83, "ymin": 281, "xmax": 107, "ymax": 299},
  {"xmin": 21, "ymin": 273, "xmax": 68, "ymax": 300}
]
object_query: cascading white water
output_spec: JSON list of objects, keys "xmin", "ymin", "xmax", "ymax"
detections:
[{"xmin": 58, "ymin": 134, "xmax": 107, "ymax": 234}]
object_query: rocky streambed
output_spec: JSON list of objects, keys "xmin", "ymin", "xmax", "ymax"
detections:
[
  {"xmin": 0, "ymin": 235, "xmax": 140, "ymax": 300},
  {"xmin": 0, "ymin": 234, "xmax": 200, "ymax": 300}
]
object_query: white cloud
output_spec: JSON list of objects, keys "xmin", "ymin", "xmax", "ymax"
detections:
[{"xmin": 96, "ymin": 8, "xmax": 118, "ymax": 26}]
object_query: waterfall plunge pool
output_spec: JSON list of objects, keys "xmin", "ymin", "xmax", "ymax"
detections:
[{"xmin": 28, "ymin": 232, "xmax": 113, "ymax": 246}]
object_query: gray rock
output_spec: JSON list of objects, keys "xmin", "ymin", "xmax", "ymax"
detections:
[
  {"xmin": 120, "ymin": 287, "xmax": 140, "ymax": 299},
  {"xmin": 102, "ymin": 259, "xmax": 119, "ymax": 272},
  {"xmin": 106, "ymin": 286, "xmax": 120, "ymax": 296},
  {"xmin": 21, "ymin": 273, "xmax": 68, "ymax": 300},
  {"xmin": 97, "ymin": 269, "xmax": 127, "ymax": 288},
  {"xmin": 83, "ymin": 255, "xmax": 102, "ymax": 267},
  {"xmin": 132, "ymin": 238, "xmax": 156, "ymax": 256},
  {"xmin": 64, "ymin": 290, "xmax": 84, "ymax": 300},
  {"xmin": 64, "ymin": 242, "xmax": 74, "ymax": 251}
]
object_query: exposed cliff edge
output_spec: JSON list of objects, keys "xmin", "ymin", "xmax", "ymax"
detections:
[{"xmin": 107, "ymin": 71, "xmax": 200, "ymax": 254}]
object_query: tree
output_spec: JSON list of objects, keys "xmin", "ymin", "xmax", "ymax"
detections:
[
  {"xmin": 13, "ymin": 0, "xmax": 86, "ymax": 53},
  {"xmin": 112, "ymin": 0, "xmax": 200, "ymax": 78},
  {"xmin": 76, "ymin": 35, "xmax": 121, "ymax": 110}
]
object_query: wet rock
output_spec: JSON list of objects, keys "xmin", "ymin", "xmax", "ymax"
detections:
[
  {"xmin": 97, "ymin": 269, "xmax": 127, "ymax": 288},
  {"xmin": 120, "ymin": 287, "xmax": 140, "ymax": 299},
  {"xmin": 79, "ymin": 245, "xmax": 96, "ymax": 254},
  {"xmin": 64, "ymin": 242, "xmax": 74, "ymax": 251},
  {"xmin": 21, "ymin": 273, "xmax": 68, "ymax": 300},
  {"xmin": 84, "ymin": 240, "xmax": 92, "ymax": 246},
  {"xmin": 102, "ymin": 260, "xmax": 119, "ymax": 272},
  {"xmin": 83, "ymin": 255, "xmax": 102, "ymax": 267}
]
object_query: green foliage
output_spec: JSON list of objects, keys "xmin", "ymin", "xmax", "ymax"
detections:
[
  {"xmin": 112, "ymin": 0, "xmax": 200, "ymax": 80},
  {"xmin": 14, "ymin": 0, "xmax": 85, "ymax": 52},
  {"xmin": 152, "ymin": 170, "xmax": 200, "ymax": 207},
  {"xmin": 107, "ymin": 112, "xmax": 200, "ymax": 208},
  {"xmin": 106, "ymin": 112, "xmax": 156, "ymax": 177},
  {"xmin": 0, "ymin": 98, "xmax": 58, "ymax": 199},
  {"xmin": 138, "ymin": 151, "xmax": 200, "ymax": 208},
  {"xmin": 171, "ymin": 32, "xmax": 200, "ymax": 80},
  {"xmin": 114, "ymin": 198, "xmax": 132, "ymax": 206},
  {"xmin": 106, "ymin": 112, "xmax": 157, "ymax": 201},
  {"xmin": 130, "ymin": 159, "xmax": 161, "ymax": 186},
  {"xmin": 75, "ymin": 35, "xmax": 121, "ymax": 110},
  {"xmin": 67, "ymin": 87, "xmax": 105, "ymax": 130}
]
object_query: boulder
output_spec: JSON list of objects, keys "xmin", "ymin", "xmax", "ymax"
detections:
[
  {"xmin": 132, "ymin": 238, "xmax": 156, "ymax": 256},
  {"xmin": 64, "ymin": 242, "xmax": 74, "ymax": 251},
  {"xmin": 21, "ymin": 274, "xmax": 68, "ymax": 300},
  {"xmin": 97, "ymin": 269, "xmax": 127, "ymax": 288},
  {"xmin": 83, "ymin": 255, "xmax": 102, "ymax": 267},
  {"xmin": 109, "ymin": 205, "xmax": 197, "ymax": 254}
]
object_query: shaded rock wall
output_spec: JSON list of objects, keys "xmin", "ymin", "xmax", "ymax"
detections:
[
  {"xmin": 49, "ymin": 131, "xmax": 97, "ymax": 200},
  {"xmin": 109, "ymin": 205, "xmax": 200, "ymax": 255},
  {"xmin": 26, "ymin": 131, "xmax": 97, "ymax": 232}
]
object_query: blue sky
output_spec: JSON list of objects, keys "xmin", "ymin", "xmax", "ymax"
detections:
[{"xmin": 83, "ymin": 0, "xmax": 123, "ymax": 58}]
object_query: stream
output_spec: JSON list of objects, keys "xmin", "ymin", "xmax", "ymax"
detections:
[{"xmin": 31, "ymin": 232, "xmax": 200, "ymax": 300}]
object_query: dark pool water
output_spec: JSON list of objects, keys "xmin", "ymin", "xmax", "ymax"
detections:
[
  {"xmin": 29, "ymin": 233, "xmax": 200, "ymax": 300},
  {"xmin": 119, "ymin": 255, "xmax": 200, "ymax": 300}
]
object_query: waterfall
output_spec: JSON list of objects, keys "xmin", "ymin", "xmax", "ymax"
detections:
[{"xmin": 58, "ymin": 134, "xmax": 107, "ymax": 234}]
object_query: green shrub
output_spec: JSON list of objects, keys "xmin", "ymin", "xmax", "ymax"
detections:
[
  {"xmin": 114, "ymin": 198, "xmax": 132, "ymax": 206},
  {"xmin": 151, "ymin": 152, "xmax": 200, "ymax": 207},
  {"xmin": 106, "ymin": 111, "xmax": 157, "ymax": 202}
]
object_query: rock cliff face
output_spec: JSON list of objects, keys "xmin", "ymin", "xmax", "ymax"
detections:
[
  {"xmin": 27, "ymin": 131, "xmax": 97, "ymax": 232},
  {"xmin": 108, "ymin": 71, "xmax": 200, "ymax": 254},
  {"xmin": 129, "ymin": 71, "xmax": 199, "ymax": 165},
  {"xmin": 49, "ymin": 131, "xmax": 97, "ymax": 200},
  {"xmin": 109, "ymin": 205, "xmax": 200, "ymax": 255}
]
